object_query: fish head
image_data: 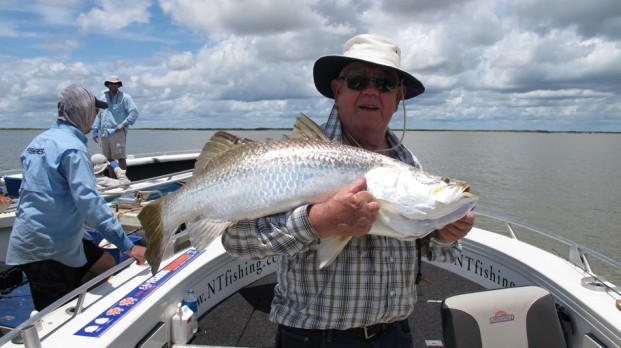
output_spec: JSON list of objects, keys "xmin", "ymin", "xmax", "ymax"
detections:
[
  {"xmin": 429, "ymin": 178, "xmax": 478, "ymax": 216},
  {"xmin": 404, "ymin": 173, "xmax": 478, "ymax": 219},
  {"xmin": 368, "ymin": 166, "xmax": 479, "ymax": 221}
]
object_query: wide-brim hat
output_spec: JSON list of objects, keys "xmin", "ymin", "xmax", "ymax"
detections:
[
  {"xmin": 313, "ymin": 34, "xmax": 425, "ymax": 100},
  {"xmin": 91, "ymin": 154, "xmax": 109, "ymax": 174},
  {"xmin": 104, "ymin": 75, "xmax": 123, "ymax": 87}
]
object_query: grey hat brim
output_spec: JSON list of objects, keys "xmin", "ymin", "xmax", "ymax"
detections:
[{"xmin": 313, "ymin": 55, "xmax": 425, "ymax": 100}]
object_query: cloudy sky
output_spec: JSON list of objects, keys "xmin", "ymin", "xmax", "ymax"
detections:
[{"xmin": 1, "ymin": 0, "xmax": 620, "ymax": 131}]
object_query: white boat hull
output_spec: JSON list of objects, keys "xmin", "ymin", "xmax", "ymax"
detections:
[{"xmin": 433, "ymin": 226, "xmax": 620, "ymax": 347}]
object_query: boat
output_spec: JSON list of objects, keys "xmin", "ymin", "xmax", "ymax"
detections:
[
  {"xmin": 0, "ymin": 206, "xmax": 618, "ymax": 347},
  {"xmin": 0, "ymin": 151, "xmax": 199, "ymax": 263},
  {"xmin": 0, "ymin": 153, "xmax": 619, "ymax": 347}
]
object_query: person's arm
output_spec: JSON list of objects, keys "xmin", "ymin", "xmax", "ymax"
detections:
[
  {"xmin": 117, "ymin": 94, "xmax": 139, "ymax": 131},
  {"xmin": 63, "ymin": 151, "xmax": 136, "ymax": 254},
  {"xmin": 223, "ymin": 177, "xmax": 378, "ymax": 259},
  {"xmin": 421, "ymin": 212, "xmax": 475, "ymax": 263},
  {"xmin": 92, "ymin": 111, "xmax": 102, "ymax": 142},
  {"xmin": 110, "ymin": 160, "xmax": 131, "ymax": 185},
  {"xmin": 223, "ymin": 206, "xmax": 319, "ymax": 260}
]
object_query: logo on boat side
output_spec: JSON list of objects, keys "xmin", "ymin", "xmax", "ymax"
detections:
[
  {"xmin": 489, "ymin": 310, "xmax": 514, "ymax": 324},
  {"xmin": 74, "ymin": 249, "xmax": 203, "ymax": 337}
]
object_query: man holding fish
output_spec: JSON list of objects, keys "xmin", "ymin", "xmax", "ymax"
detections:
[{"xmin": 222, "ymin": 34, "xmax": 475, "ymax": 347}]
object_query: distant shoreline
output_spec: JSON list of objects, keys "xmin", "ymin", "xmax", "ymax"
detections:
[{"xmin": 1, "ymin": 128, "xmax": 619, "ymax": 134}]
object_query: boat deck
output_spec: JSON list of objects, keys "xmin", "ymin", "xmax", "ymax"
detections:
[{"xmin": 193, "ymin": 261, "xmax": 484, "ymax": 347}]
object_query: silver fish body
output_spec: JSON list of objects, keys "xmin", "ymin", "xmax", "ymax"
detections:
[{"xmin": 139, "ymin": 136, "xmax": 478, "ymax": 274}]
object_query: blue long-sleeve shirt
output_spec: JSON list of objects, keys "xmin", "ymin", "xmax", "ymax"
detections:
[
  {"xmin": 6, "ymin": 122, "xmax": 134, "ymax": 267},
  {"xmin": 92, "ymin": 91, "xmax": 138, "ymax": 137}
]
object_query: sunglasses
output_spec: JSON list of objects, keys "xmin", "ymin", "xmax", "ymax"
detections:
[{"xmin": 342, "ymin": 74, "xmax": 400, "ymax": 93}]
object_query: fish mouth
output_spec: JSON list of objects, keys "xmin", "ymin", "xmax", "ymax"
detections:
[
  {"xmin": 460, "ymin": 185, "xmax": 479, "ymax": 200},
  {"xmin": 462, "ymin": 185, "xmax": 478, "ymax": 198},
  {"xmin": 431, "ymin": 182, "xmax": 479, "ymax": 206}
]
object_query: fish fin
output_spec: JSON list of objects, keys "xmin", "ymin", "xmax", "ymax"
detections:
[
  {"xmin": 186, "ymin": 218, "xmax": 236, "ymax": 250},
  {"xmin": 369, "ymin": 214, "xmax": 409, "ymax": 239},
  {"xmin": 194, "ymin": 131, "xmax": 255, "ymax": 176},
  {"xmin": 138, "ymin": 198, "xmax": 171, "ymax": 275},
  {"xmin": 317, "ymin": 236, "xmax": 352, "ymax": 268},
  {"xmin": 161, "ymin": 235, "xmax": 177, "ymax": 264},
  {"xmin": 284, "ymin": 113, "xmax": 331, "ymax": 142}
]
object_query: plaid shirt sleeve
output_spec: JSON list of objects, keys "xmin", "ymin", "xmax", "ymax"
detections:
[
  {"xmin": 222, "ymin": 205, "xmax": 319, "ymax": 260},
  {"xmin": 421, "ymin": 232, "xmax": 463, "ymax": 263}
]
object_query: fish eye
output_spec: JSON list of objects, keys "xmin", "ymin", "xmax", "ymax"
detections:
[{"xmin": 442, "ymin": 177, "xmax": 450, "ymax": 184}]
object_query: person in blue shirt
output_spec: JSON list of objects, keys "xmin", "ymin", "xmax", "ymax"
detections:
[
  {"xmin": 6, "ymin": 84, "xmax": 146, "ymax": 311},
  {"xmin": 92, "ymin": 75, "xmax": 139, "ymax": 175}
]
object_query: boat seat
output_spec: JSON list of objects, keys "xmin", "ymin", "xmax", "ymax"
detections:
[{"xmin": 441, "ymin": 285, "xmax": 566, "ymax": 348}]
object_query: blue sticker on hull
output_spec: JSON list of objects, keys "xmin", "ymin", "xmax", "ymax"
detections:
[{"xmin": 74, "ymin": 249, "xmax": 202, "ymax": 337}]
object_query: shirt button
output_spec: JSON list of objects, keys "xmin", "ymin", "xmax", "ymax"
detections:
[
  {"xmin": 389, "ymin": 257, "xmax": 395, "ymax": 262},
  {"xmin": 390, "ymin": 291, "xmax": 396, "ymax": 296}
]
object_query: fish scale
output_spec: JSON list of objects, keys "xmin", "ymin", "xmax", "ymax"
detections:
[{"xmin": 139, "ymin": 116, "xmax": 478, "ymax": 274}]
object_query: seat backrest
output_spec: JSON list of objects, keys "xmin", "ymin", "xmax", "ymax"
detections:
[{"xmin": 441, "ymin": 286, "xmax": 566, "ymax": 348}]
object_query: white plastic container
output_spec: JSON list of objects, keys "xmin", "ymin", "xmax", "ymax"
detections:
[
  {"xmin": 182, "ymin": 289, "xmax": 199, "ymax": 333},
  {"xmin": 171, "ymin": 303, "xmax": 195, "ymax": 344}
]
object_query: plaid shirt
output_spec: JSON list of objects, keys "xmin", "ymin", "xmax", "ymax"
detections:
[{"xmin": 222, "ymin": 106, "xmax": 462, "ymax": 329}]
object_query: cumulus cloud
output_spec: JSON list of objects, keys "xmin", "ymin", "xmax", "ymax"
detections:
[
  {"xmin": 0, "ymin": 0, "xmax": 619, "ymax": 131},
  {"xmin": 77, "ymin": 0, "xmax": 151, "ymax": 32}
]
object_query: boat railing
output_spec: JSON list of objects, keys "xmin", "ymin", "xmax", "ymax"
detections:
[
  {"xmin": 97, "ymin": 168, "xmax": 194, "ymax": 194},
  {"xmin": 126, "ymin": 149, "xmax": 201, "ymax": 159},
  {"xmin": 475, "ymin": 211, "xmax": 621, "ymax": 288},
  {"xmin": 0, "ymin": 258, "xmax": 135, "ymax": 347}
]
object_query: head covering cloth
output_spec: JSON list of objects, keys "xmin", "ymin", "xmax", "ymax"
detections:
[{"xmin": 57, "ymin": 84, "xmax": 104, "ymax": 134}]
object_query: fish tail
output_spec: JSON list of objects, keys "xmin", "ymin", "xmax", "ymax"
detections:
[
  {"xmin": 317, "ymin": 236, "xmax": 352, "ymax": 268},
  {"xmin": 138, "ymin": 198, "xmax": 168, "ymax": 275}
]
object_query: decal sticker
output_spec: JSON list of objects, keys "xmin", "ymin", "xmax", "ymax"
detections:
[
  {"xmin": 489, "ymin": 310, "xmax": 515, "ymax": 324},
  {"xmin": 75, "ymin": 249, "xmax": 202, "ymax": 337}
]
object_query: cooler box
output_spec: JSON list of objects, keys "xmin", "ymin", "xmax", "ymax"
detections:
[{"xmin": 3, "ymin": 176, "xmax": 22, "ymax": 198}]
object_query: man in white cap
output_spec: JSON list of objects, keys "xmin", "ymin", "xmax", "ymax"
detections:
[
  {"xmin": 92, "ymin": 75, "xmax": 139, "ymax": 176},
  {"xmin": 223, "ymin": 34, "xmax": 475, "ymax": 347},
  {"xmin": 91, "ymin": 153, "xmax": 131, "ymax": 188},
  {"xmin": 7, "ymin": 84, "xmax": 145, "ymax": 311}
]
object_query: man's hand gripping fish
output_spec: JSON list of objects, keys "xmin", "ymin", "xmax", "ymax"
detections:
[{"xmin": 138, "ymin": 114, "xmax": 479, "ymax": 274}]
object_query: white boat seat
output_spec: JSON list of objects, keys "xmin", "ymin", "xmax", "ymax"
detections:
[{"xmin": 441, "ymin": 286, "xmax": 566, "ymax": 348}]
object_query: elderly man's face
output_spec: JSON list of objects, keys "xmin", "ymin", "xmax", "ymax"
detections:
[{"xmin": 331, "ymin": 62, "xmax": 405, "ymax": 137}]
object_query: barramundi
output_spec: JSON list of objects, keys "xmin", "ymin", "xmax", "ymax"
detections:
[{"xmin": 138, "ymin": 115, "xmax": 479, "ymax": 274}]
